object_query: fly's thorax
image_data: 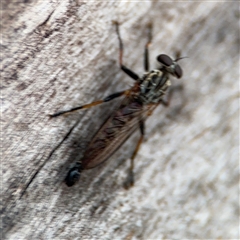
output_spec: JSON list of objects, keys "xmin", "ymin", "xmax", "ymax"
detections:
[{"xmin": 139, "ymin": 69, "xmax": 171, "ymax": 104}]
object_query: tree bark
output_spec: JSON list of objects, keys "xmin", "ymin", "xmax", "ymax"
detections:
[{"xmin": 2, "ymin": 1, "xmax": 238, "ymax": 239}]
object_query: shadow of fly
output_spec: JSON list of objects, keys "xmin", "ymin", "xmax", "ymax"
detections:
[{"xmin": 50, "ymin": 21, "xmax": 184, "ymax": 188}]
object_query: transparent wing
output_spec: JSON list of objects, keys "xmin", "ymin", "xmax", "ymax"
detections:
[{"xmin": 81, "ymin": 97, "xmax": 157, "ymax": 169}]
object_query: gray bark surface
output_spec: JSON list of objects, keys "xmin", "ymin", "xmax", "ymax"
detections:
[{"xmin": 2, "ymin": 1, "xmax": 239, "ymax": 239}]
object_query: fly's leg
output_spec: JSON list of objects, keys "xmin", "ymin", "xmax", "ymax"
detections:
[
  {"xmin": 144, "ymin": 23, "xmax": 152, "ymax": 72},
  {"xmin": 124, "ymin": 120, "xmax": 145, "ymax": 189},
  {"xmin": 160, "ymin": 84, "xmax": 184, "ymax": 107},
  {"xmin": 113, "ymin": 21, "xmax": 140, "ymax": 81},
  {"xmin": 49, "ymin": 89, "xmax": 130, "ymax": 117}
]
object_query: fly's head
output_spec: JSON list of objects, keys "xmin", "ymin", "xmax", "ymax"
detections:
[{"xmin": 157, "ymin": 54, "xmax": 183, "ymax": 79}]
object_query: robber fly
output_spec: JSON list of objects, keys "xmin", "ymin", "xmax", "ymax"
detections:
[{"xmin": 50, "ymin": 21, "xmax": 183, "ymax": 187}]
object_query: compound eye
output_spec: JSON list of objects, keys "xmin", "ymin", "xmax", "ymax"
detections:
[
  {"xmin": 174, "ymin": 64, "xmax": 183, "ymax": 78},
  {"xmin": 65, "ymin": 169, "xmax": 80, "ymax": 187},
  {"xmin": 157, "ymin": 54, "xmax": 173, "ymax": 66}
]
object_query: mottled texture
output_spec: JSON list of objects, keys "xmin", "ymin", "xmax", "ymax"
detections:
[{"xmin": 2, "ymin": 1, "xmax": 238, "ymax": 239}]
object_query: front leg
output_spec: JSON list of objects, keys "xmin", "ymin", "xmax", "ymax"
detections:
[
  {"xmin": 161, "ymin": 84, "xmax": 184, "ymax": 107},
  {"xmin": 113, "ymin": 21, "xmax": 140, "ymax": 81}
]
